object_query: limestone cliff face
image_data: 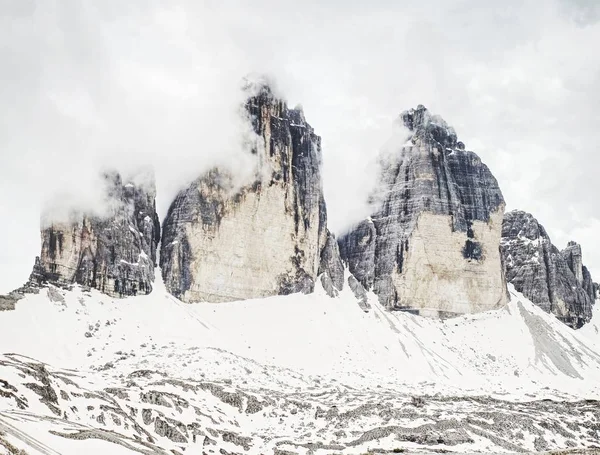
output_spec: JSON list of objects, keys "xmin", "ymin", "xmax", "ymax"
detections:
[
  {"xmin": 27, "ymin": 172, "xmax": 160, "ymax": 297},
  {"xmin": 339, "ymin": 105, "xmax": 507, "ymax": 317},
  {"xmin": 318, "ymin": 232, "xmax": 345, "ymax": 298},
  {"xmin": 160, "ymin": 85, "xmax": 339, "ymax": 303},
  {"xmin": 500, "ymin": 210, "xmax": 596, "ymax": 328}
]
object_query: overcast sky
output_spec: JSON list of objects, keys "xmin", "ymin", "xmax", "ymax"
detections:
[{"xmin": 1, "ymin": 0, "xmax": 600, "ymax": 293}]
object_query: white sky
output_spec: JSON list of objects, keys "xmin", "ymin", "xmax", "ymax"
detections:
[{"xmin": 1, "ymin": 0, "xmax": 600, "ymax": 293}]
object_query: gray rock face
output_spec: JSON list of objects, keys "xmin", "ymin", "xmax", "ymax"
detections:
[
  {"xmin": 0, "ymin": 295, "xmax": 17, "ymax": 311},
  {"xmin": 339, "ymin": 105, "xmax": 508, "ymax": 316},
  {"xmin": 318, "ymin": 232, "xmax": 345, "ymax": 297},
  {"xmin": 500, "ymin": 210, "xmax": 596, "ymax": 328},
  {"xmin": 26, "ymin": 171, "xmax": 160, "ymax": 297},
  {"xmin": 347, "ymin": 275, "xmax": 370, "ymax": 311},
  {"xmin": 160, "ymin": 83, "xmax": 334, "ymax": 303}
]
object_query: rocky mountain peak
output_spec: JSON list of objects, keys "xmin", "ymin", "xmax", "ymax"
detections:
[
  {"xmin": 242, "ymin": 77, "xmax": 309, "ymax": 124},
  {"xmin": 160, "ymin": 84, "xmax": 343, "ymax": 303},
  {"xmin": 562, "ymin": 241, "xmax": 584, "ymax": 284},
  {"xmin": 339, "ymin": 106, "xmax": 507, "ymax": 316},
  {"xmin": 501, "ymin": 209, "xmax": 549, "ymax": 241},
  {"xmin": 400, "ymin": 105, "xmax": 460, "ymax": 149},
  {"xmin": 500, "ymin": 209, "xmax": 596, "ymax": 328},
  {"xmin": 22, "ymin": 170, "xmax": 160, "ymax": 298}
]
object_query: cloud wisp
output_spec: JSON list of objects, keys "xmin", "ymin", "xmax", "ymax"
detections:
[{"xmin": 1, "ymin": 0, "xmax": 600, "ymax": 292}]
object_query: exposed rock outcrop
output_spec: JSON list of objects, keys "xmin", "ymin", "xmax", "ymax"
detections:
[
  {"xmin": 348, "ymin": 275, "xmax": 370, "ymax": 312},
  {"xmin": 0, "ymin": 295, "xmax": 17, "ymax": 311},
  {"xmin": 339, "ymin": 105, "xmax": 508, "ymax": 317},
  {"xmin": 160, "ymin": 83, "xmax": 341, "ymax": 303},
  {"xmin": 318, "ymin": 232, "xmax": 345, "ymax": 297},
  {"xmin": 26, "ymin": 171, "xmax": 160, "ymax": 297},
  {"xmin": 500, "ymin": 210, "xmax": 596, "ymax": 328}
]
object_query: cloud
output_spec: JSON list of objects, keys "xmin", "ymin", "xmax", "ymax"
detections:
[{"xmin": 1, "ymin": 0, "xmax": 600, "ymax": 292}]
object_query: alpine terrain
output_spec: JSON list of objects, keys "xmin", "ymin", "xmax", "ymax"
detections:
[{"xmin": 0, "ymin": 86, "xmax": 598, "ymax": 455}]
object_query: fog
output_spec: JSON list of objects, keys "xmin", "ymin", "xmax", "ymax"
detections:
[{"xmin": 1, "ymin": 0, "xmax": 600, "ymax": 292}]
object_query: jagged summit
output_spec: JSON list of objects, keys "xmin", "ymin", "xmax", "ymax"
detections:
[
  {"xmin": 500, "ymin": 209, "xmax": 596, "ymax": 328},
  {"xmin": 501, "ymin": 209, "xmax": 546, "ymax": 239},
  {"xmin": 400, "ymin": 105, "xmax": 466, "ymax": 151},
  {"xmin": 243, "ymin": 77, "xmax": 309, "ymax": 128},
  {"xmin": 392, "ymin": 106, "xmax": 504, "ymax": 232},
  {"xmin": 19, "ymin": 170, "xmax": 160, "ymax": 298},
  {"xmin": 401, "ymin": 104, "xmax": 450, "ymax": 132},
  {"xmin": 160, "ymin": 84, "xmax": 344, "ymax": 303},
  {"xmin": 339, "ymin": 106, "xmax": 507, "ymax": 316}
]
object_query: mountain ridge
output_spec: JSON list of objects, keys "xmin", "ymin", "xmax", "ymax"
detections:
[
  {"xmin": 2, "ymin": 96, "xmax": 596, "ymax": 330},
  {"xmin": 501, "ymin": 209, "xmax": 597, "ymax": 328},
  {"xmin": 0, "ymin": 94, "xmax": 599, "ymax": 454}
]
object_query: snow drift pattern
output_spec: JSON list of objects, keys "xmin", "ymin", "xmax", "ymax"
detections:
[{"xmin": 0, "ymin": 281, "xmax": 599, "ymax": 454}]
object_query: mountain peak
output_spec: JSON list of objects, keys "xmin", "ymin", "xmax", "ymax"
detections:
[
  {"xmin": 400, "ymin": 105, "xmax": 459, "ymax": 149},
  {"xmin": 160, "ymin": 83, "xmax": 333, "ymax": 303},
  {"xmin": 339, "ymin": 105, "xmax": 506, "ymax": 315},
  {"xmin": 501, "ymin": 209, "xmax": 595, "ymax": 328},
  {"xmin": 242, "ymin": 74, "xmax": 278, "ymax": 101}
]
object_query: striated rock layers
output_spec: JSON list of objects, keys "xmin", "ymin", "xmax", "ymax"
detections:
[
  {"xmin": 501, "ymin": 210, "xmax": 596, "ymax": 328},
  {"xmin": 339, "ymin": 105, "xmax": 508, "ymax": 317},
  {"xmin": 27, "ymin": 172, "xmax": 160, "ymax": 297},
  {"xmin": 318, "ymin": 232, "xmax": 345, "ymax": 298},
  {"xmin": 160, "ymin": 84, "xmax": 343, "ymax": 303}
]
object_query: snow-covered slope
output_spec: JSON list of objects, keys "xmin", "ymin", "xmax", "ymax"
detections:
[
  {"xmin": 581, "ymin": 302, "xmax": 600, "ymax": 341},
  {"xmin": 1, "ymin": 273, "xmax": 599, "ymax": 454}
]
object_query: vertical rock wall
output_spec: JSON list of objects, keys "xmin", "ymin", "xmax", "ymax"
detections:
[
  {"xmin": 28, "ymin": 172, "xmax": 160, "ymax": 297},
  {"xmin": 339, "ymin": 105, "xmax": 508, "ymax": 316},
  {"xmin": 318, "ymin": 232, "xmax": 345, "ymax": 298},
  {"xmin": 501, "ymin": 210, "xmax": 596, "ymax": 328},
  {"xmin": 160, "ymin": 84, "xmax": 335, "ymax": 303}
]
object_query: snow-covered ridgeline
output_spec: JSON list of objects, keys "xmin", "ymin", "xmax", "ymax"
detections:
[{"xmin": 0, "ymin": 274, "xmax": 599, "ymax": 454}]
